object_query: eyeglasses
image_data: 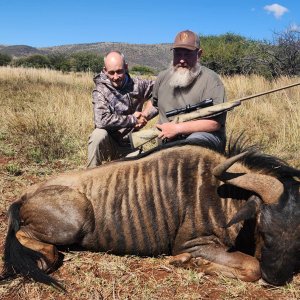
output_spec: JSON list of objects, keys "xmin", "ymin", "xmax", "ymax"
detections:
[
  {"xmin": 173, "ymin": 49, "xmax": 198, "ymax": 58},
  {"xmin": 106, "ymin": 69, "xmax": 125, "ymax": 76}
]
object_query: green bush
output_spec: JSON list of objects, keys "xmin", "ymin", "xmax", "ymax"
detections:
[
  {"xmin": 0, "ymin": 53, "xmax": 12, "ymax": 66},
  {"xmin": 130, "ymin": 65, "xmax": 155, "ymax": 75},
  {"xmin": 69, "ymin": 52, "xmax": 104, "ymax": 73},
  {"xmin": 201, "ymin": 33, "xmax": 257, "ymax": 75},
  {"xmin": 48, "ymin": 53, "xmax": 72, "ymax": 72},
  {"xmin": 13, "ymin": 54, "xmax": 51, "ymax": 69}
]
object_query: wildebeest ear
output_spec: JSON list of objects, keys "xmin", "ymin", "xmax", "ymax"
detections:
[{"xmin": 225, "ymin": 195, "xmax": 262, "ymax": 228}]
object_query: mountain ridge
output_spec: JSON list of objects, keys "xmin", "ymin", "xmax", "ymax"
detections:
[{"xmin": 0, "ymin": 42, "xmax": 174, "ymax": 71}]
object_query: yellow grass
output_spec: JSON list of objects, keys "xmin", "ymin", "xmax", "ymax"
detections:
[
  {"xmin": 1, "ymin": 67, "xmax": 299, "ymax": 166},
  {"xmin": 0, "ymin": 66, "xmax": 94, "ymax": 163},
  {"xmin": 224, "ymin": 74, "xmax": 300, "ymax": 166}
]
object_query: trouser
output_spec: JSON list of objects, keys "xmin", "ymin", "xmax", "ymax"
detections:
[
  {"xmin": 87, "ymin": 128, "xmax": 138, "ymax": 168},
  {"xmin": 182, "ymin": 131, "xmax": 226, "ymax": 152}
]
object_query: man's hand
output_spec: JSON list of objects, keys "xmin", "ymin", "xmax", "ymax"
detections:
[
  {"xmin": 141, "ymin": 101, "xmax": 159, "ymax": 120},
  {"xmin": 156, "ymin": 123, "xmax": 180, "ymax": 140},
  {"xmin": 133, "ymin": 111, "xmax": 148, "ymax": 129}
]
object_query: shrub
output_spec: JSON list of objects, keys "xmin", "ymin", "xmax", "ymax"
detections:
[
  {"xmin": 201, "ymin": 33, "xmax": 257, "ymax": 76},
  {"xmin": 48, "ymin": 53, "xmax": 72, "ymax": 72},
  {"xmin": 0, "ymin": 53, "xmax": 12, "ymax": 66},
  {"xmin": 12, "ymin": 54, "xmax": 51, "ymax": 69},
  {"xmin": 69, "ymin": 52, "xmax": 104, "ymax": 73},
  {"xmin": 130, "ymin": 65, "xmax": 156, "ymax": 75}
]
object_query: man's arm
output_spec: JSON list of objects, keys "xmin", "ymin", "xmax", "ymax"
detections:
[
  {"xmin": 93, "ymin": 90, "xmax": 139, "ymax": 130},
  {"xmin": 141, "ymin": 100, "xmax": 158, "ymax": 120},
  {"xmin": 156, "ymin": 119, "xmax": 220, "ymax": 140}
]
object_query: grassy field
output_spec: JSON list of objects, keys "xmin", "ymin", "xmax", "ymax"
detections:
[{"xmin": 0, "ymin": 66, "xmax": 299, "ymax": 299}]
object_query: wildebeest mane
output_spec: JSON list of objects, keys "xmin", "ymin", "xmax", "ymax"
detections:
[
  {"xmin": 225, "ymin": 135, "xmax": 300, "ymax": 181},
  {"xmin": 127, "ymin": 135, "xmax": 300, "ymax": 182}
]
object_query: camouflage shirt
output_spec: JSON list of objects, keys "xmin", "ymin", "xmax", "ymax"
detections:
[{"xmin": 92, "ymin": 72, "xmax": 154, "ymax": 144}]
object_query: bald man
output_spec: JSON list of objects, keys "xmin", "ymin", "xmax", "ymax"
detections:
[{"xmin": 87, "ymin": 51, "xmax": 156, "ymax": 167}]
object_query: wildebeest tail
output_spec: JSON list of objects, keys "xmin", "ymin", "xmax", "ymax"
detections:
[{"xmin": 1, "ymin": 199, "xmax": 65, "ymax": 292}]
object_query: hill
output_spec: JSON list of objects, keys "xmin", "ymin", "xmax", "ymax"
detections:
[
  {"xmin": 0, "ymin": 42, "xmax": 173, "ymax": 71},
  {"xmin": 0, "ymin": 45, "xmax": 46, "ymax": 57}
]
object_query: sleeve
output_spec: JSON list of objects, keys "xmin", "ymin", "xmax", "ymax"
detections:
[
  {"xmin": 140, "ymin": 79, "xmax": 154, "ymax": 100},
  {"xmin": 92, "ymin": 90, "xmax": 137, "ymax": 130},
  {"xmin": 203, "ymin": 74, "xmax": 227, "ymax": 126},
  {"xmin": 151, "ymin": 75, "xmax": 162, "ymax": 107}
]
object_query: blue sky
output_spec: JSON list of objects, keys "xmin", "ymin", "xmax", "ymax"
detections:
[{"xmin": 0, "ymin": 1, "xmax": 299, "ymax": 47}]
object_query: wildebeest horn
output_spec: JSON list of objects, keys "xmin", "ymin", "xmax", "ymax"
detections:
[
  {"xmin": 213, "ymin": 152, "xmax": 250, "ymax": 180},
  {"xmin": 213, "ymin": 152, "xmax": 284, "ymax": 204}
]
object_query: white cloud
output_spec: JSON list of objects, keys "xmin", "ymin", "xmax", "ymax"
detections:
[{"xmin": 264, "ymin": 3, "xmax": 289, "ymax": 19}]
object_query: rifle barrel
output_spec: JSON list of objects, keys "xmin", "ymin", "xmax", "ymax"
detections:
[{"xmin": 237, "ymin": 82, "xmax": 300, "ymax": 103}]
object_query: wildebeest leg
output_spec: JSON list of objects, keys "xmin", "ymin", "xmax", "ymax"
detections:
[
  {"xmin": 17, "ymin": 185, "xmax": 96, "ymax": 271},
  {"xmin": 194, "ymin": 250, "xmax": 261, "ymax": 282},
  {"xmin": 170, "ymin": 245, "xmax": 261, "ymax": 282},
  {"xmin": 16, "ymin": 229, "xmax": 58, "ymax": 272},
  {"xmin": 169, "ymin": 252, "xmax": 192, "ymax": 265}
]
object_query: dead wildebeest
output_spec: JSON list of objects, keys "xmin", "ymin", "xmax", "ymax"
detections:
[{"xmin": 1, "ymin": 140, "xmax": 300, "ymax": 290}]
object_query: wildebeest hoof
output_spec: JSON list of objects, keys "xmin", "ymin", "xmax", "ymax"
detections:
[
  {"xmin": 195, "ymin": 258, "xmax": 210, "ymax": 266},
  {"xmin": 37, "ymin": 258, "xmax": 49, "ymax": 272},
  {"xmin": 169, "ymin": 253, "xmax": 192, "ymax": 267},
  {"xmin": 37, "ymin": 257, "xmax": 58, "ymax": 274}
]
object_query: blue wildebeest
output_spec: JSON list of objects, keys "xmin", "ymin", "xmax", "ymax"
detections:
[{"xmin": 1, "ymin": 140, "xmax": 300, "ymax": 290}]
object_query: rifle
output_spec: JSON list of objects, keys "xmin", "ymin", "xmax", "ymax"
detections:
[
  {"xmin": 129, "ymin": 82, "xmax": 300, "ymax": 149},
  {"xmin": 166, "ymin": 98, "xmax": 213, "ymax": 118}
]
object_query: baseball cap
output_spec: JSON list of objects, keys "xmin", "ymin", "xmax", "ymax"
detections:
[{"xmin": 172, "ymin": 30, "xmax": 200, "ymax": 50}]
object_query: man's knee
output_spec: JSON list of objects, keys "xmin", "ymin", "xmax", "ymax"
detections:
[
  {"xmin": 88, "ymin": 128, "xmax": 109, "ymax": 146},
  {"xmin": 87, "ymin": 128, "xmax": 112, "ymax": 168}
]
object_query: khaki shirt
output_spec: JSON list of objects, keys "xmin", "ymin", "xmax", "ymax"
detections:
[{"xmin": 152, "ymin": 66, "xmax": 227, "ymax": 135}]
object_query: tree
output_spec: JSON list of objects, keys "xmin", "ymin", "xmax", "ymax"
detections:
[
  {"xmin": 69, "ymin": 52, "xmax": 104, "ymax": 73},
  {"xmin": 0, "ymin": 53, "xmax": 12, "ymax": 66},
  {"xmin": 130, "ymin": 65, "xmax": 156, "ymax": 75},
  {"xmin": 200, "ymin": 33, "xmax": 256, "ymax": 76},
  {"xmin": 48, "ymin": 53, "xmax": 72, "ymax": 72},
  {"xmin": 12, "ymin": 54, "xmax": 51, "ymax": 69},
  {"xmin": 257, "ymin": 27, "xmax": 300, "ymax": 77}
]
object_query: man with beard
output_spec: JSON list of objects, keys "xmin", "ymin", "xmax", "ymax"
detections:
[
  {"xmin": 87, "ymin": 51, "xmax": 155, "ymax": 168},
  {"xmin": 150, "ymin": 30, "xmax": 227, "ymax": 151}
]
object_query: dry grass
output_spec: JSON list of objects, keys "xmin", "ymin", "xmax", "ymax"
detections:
[
  {"xmin": 224, "ymin": 74, "xmax": 300, "ymax": 166},
  {"xmin": 0, "ymin": 66, "xmax": 299, "ymax": 299},
  {"xmin": 0, "ymin": 66, "xmax": 94, "ymax": 164}
]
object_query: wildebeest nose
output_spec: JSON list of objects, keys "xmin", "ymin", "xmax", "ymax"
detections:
[{"xmin": 261, "ymin": 269, "xmax": 292, "ymax": 286}]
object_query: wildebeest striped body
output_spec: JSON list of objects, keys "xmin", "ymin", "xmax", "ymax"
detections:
[
  {"xmin": 20, "ymin": 146, "xmax": 245, "ymax": 256},
  {"xmin": 2, "ymin": 141, "xmax": 300, "ymax": 290}
]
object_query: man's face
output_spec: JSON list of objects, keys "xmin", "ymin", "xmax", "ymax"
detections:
[
  {"xmin": 104, "ymin": 56, "xmax": 127, "ymax": 88},
  {"xmin": 169, "ymin": 48, "xmax": 201, "ymax": 88},
  {"xmin": 173, "ymin": 48, "xmax": 199, "ymax": 69}
]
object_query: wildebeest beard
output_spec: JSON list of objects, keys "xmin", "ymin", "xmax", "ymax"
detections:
[{"xmin": 169, "ymin": 62, "xmax": 201, "ymax": 88}]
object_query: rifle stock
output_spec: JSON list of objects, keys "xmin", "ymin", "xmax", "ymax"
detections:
[{"xmin": 130, "ymin": 100, "xmax": 241, "ymax": 149}]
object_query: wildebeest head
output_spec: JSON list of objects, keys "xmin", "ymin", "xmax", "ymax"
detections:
[
  {"xmin": 213, "ymin": 151, "xmax": 300, "ymax": 285},
  {"xmin": 259, "ymin": 182, "xmax": 300, "ymax": 285}
]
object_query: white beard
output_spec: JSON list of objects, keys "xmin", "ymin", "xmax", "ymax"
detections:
[{"xmin": 169, "ymin": 63, "xmax": 201, "ymax": 88}]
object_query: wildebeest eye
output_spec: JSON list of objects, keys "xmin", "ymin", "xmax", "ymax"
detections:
[{"xmin": 260, "ymin": 231, "xmax": 273, "ymax": 248}]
